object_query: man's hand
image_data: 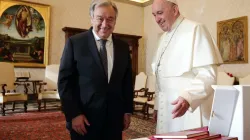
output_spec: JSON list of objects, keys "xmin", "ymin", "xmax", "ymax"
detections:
[
  {"xmin": 153, "ymin": 110, "xmax": 158, "ymax": 123},
  {"xmin": 171, "ymin": 96, "xmax": 190, "ymax": 119},
  {"xmin": 123, "ymin": 114, "xmax": 131, "ymax": 130},
  {"xmin": 72, "ymin": 114, "xmax": 90, "ymax": 135}
]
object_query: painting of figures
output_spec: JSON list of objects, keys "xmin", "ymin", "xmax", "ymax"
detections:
[
  {"xmin": 217, "ymin": 16, "xmax": 248, "ymax": 64},
  {"xmin": 0, "ymin": 0, "xmax": 50, "ymax": 67}
]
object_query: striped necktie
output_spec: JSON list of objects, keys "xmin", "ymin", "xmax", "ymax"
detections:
[{"xmin": 99, "ymin": 39, "xmax": 108, "ymax": 77}]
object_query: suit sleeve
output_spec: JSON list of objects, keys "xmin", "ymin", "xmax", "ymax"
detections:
[
  {"xmin": 180, "ymin": 24, "xmax": 222, "ymax": 112},
  {"xmin": 122, "ymin": 46, "xmax": 134, "ymax": 114},
  {"xmin": 58, "ymin": 38, "xmax": 82, "ymax": 122},
  {"xmin": 180, "ymin": 65, "xmax": 217, "ymax": 112}
]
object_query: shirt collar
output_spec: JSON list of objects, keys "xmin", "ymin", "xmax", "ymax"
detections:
[
  {"xmin": 92, "ymin": 29, "xmax": 112, "ymax": 42},
  {"xmin": 170, "ymin": 15, "xmax": 184, "ymax": 31}
]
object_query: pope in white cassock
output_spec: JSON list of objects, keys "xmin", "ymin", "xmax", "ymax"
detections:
[{"xmin": 151, "ymin": 0, "xmax": 223, "ymax": 134}]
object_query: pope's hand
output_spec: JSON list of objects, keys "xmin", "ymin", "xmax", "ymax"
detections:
[{"xmin": 171, "ymin": 96, "xmax": 190, "ymax": 119}]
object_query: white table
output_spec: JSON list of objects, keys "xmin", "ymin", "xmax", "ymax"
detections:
[{"xmin": 210, "ymin": 85, "xmax": 250, "ymax": 140}]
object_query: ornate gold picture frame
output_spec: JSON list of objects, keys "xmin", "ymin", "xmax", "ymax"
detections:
[
  {"xmin": 217, "ymin": 16, "xmax": 248, "ymax": 64},
  {"xmin": 0, "ymin": 0, "xmax": 50, "ymax": 67}
]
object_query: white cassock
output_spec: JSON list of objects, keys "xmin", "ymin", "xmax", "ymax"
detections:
[{"xmin": 152, "ymin": 15, "xmax": 223, "ymax": 134}]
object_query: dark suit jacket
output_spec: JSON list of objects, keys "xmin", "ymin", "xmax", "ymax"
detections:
[{"xmin": 58, "ymin": 28, "xmax": 133, "ymax": 136}]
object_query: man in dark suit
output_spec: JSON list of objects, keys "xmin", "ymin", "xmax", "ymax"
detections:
[{"xmin": 58, "ymin": 0, "xmax": 133, "ymax": 140}]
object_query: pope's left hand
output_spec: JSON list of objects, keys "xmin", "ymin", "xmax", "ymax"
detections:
[
  {"xmin": 171, "ymin": 96, "xmax": 190, "ymax": 119},
  {"xmin": 123, "ymin": 114, "xmax": 131, "ymax": 130}
]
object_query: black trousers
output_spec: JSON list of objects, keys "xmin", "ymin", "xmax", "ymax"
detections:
[
  {"xmin": 67, "ymin": 95, "xmax": 124, "ymax": 140},
  {"xmin": 67, "ymin": 122, "xmax": 122, "ymax": 140},
  {"xmin": 70, "ymin": 129, "xmax": 122, "ymax": 140}
]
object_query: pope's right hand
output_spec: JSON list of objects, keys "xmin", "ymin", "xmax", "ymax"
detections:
[
  {"xmin": 72, "ymin": 114, "xmax": 90, "ymax": 135},
  {"xmin": 153, "ymin": 110, "xmax": 158, "ymax": 123}
]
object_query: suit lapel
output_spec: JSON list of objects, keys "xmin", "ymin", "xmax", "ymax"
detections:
[{"xmin": 87, "ymin": 29, "xmax": 106, "ymax": 78}]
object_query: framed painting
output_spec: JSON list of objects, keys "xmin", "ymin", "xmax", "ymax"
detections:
[
  {"xmin": 0, "ymin": 0, "xmax": 50, "ymax": 67},
  {"xmin": 217, "ymin": 16, "xmax": 248, "ymax": 64}
]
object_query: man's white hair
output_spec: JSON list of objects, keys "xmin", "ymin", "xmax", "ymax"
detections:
[{"xmin": 89, "ymin": 0, "xmax": 118, "ymax": 18}]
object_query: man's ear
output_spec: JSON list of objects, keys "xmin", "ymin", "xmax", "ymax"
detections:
[
  {"xmin": 173, "ymin": 5, "xmax": 179, "ymax": 16},
  {"xmin": 90, "ymin": 16, "xmax": 94, "ymax": 25}
]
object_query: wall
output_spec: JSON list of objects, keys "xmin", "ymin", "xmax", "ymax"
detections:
[
  {"xmin": 144, "ymin": 0, "xmax": 250, "ymax": 78},
  {"xmin": 14, "ymin": 0, "xmax": 144, "ymax": 80}
]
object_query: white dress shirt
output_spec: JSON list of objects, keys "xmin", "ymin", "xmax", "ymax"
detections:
[{"xmin": 92, "ymin": 30, "xmax": 113, "ymax": 82}]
